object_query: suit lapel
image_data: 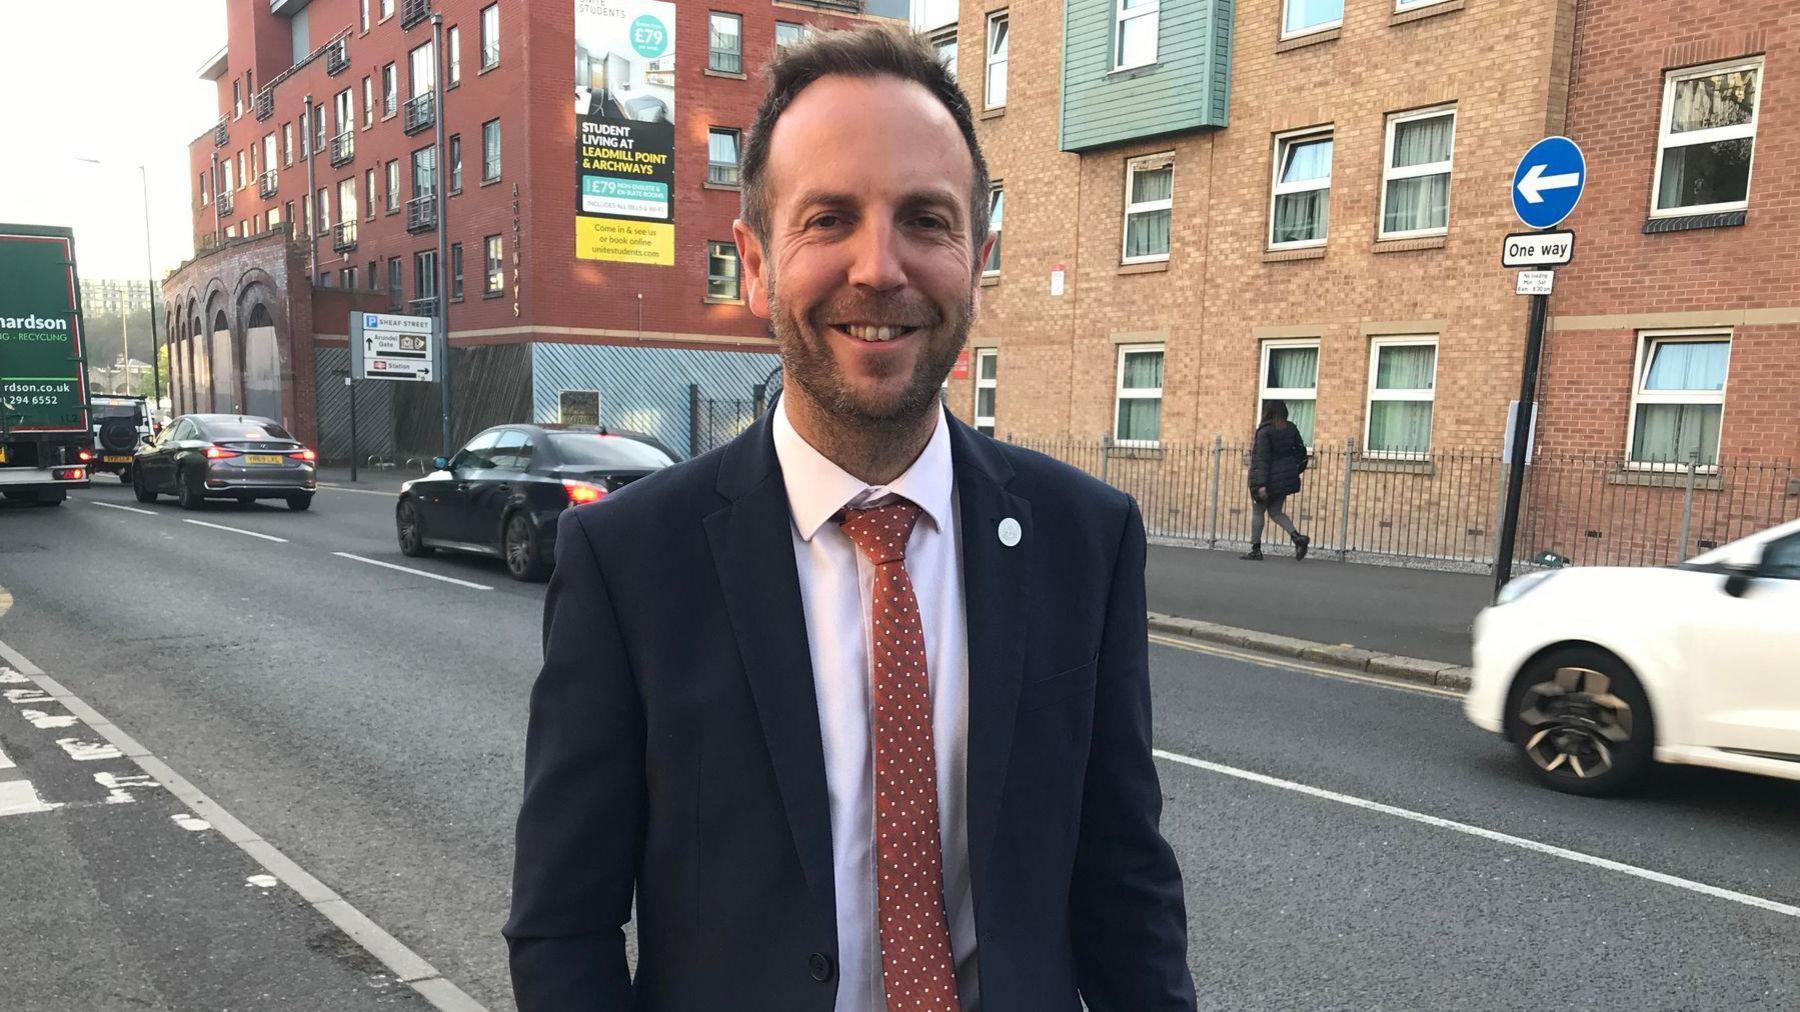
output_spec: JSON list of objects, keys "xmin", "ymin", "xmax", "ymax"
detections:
[
  {"xmin": 703, "ymin": 413, "xmax": 837, "ymax": 926},
  {"xmin": 951, "ymin": 420, "xmax": 1031, "ymax": 895}
]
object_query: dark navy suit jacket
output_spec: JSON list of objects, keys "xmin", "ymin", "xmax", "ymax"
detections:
[{"xmin": 504, "ymin": 408, "xmax": 1196, "ymax": 1011}]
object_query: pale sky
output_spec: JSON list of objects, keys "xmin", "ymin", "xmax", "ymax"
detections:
[{"xmin": 0, "ymin": 1, "xmax": 226, "ymax": 284}]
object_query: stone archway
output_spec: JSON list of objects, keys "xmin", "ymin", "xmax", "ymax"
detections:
[
  {"xmin": 189, "ymin": 310, "xmax": 208, "ymax": 414},
  {"xmin": 210, "ymin": 307, "xmax": 236, "ymax": 413},
  {"xmin": 244, "ymin": 302, "xmax": 281, "ymax": 420}
]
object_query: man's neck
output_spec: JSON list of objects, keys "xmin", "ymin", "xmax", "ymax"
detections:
[{"xmin": 783, "ymin": 390, "xmax": 938, "ymax": 487}]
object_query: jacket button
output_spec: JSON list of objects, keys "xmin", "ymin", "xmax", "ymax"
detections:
[{"xmin": 808, "ymin": 952, "xmax": 834, "ymax": 982}]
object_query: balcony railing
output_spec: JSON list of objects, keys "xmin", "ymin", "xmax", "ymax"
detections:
[
  {"xmin": 325, "ymin": 38, "xmax": 350, "ymax": 76},
  {"xmin": 708, "ymin": 48, "xmax": 743, "ymax": 74},
  {"xmin": 254, "ymin": 88, "xmax": 275, "ymax": 121},
  {"xmin": 216, "ymin": 190, "xmax": 234, "ymax": 216},
  {"xmin": 408, "ymin": 296, "xmax": 439, "ymax": 317},
  {"xmin": 401, "ymin": 0, "xmax": 432, "ymax": 30},
  {"xmin": 406, "ymin": 193, "xmax": 438, "ymax": 233},
  {"xmin": 258, "ymin": 169, "xmax": 278, "ymax": 198},
  {"xmin": 329, "ymin": 129, "xmax": 356, "ymax": 167},
  {"xmin": 332, "ymin": 220, "xmax": 359, "ymax": 253},
  {"xmin": 213, "ymin": 119, "xmax": 229, "ymax": 147},
  {"xmin": 402, "ymin": 92, "xmax": 435, "ymax": 135},
  {"xmin": 707, "ymin": 162, "xmax": 741, "ymax": 187}
]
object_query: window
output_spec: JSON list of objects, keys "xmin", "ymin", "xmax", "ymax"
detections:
[
  {"xmin": 1652, "ymin": 60, "xmax": 1760, "ymax": 216},
  {"xmin": 200, "ymin": 172, "xmax": 210, "ymax": 206},
  {"xmin": 709, "ymin": 13, "xmax": 742, "ymax": 74},
  {"xmin": 388, "ymin": 257, "xmax": 404, "ymax": 310},
  {"xmin": 1365, "ymin": 338, "xmax": 1437, "ymax": 457},
  {"xmin": 1259, "ymin": 341, "xmax": 1319, "ymax": 446},
  {"xmin": 974, "ymin": 349, "xmax": 998, "ymax": 435},
  {"xmin": 222, "ymin": 158, "xmax": 235, "ymax": 194},
  {"xmin": 233, "ymin": 80, "xmax": 242, "ymax": 119},
  {"xmin": 263, "ymin": 133, "xmax": 277, "ymax": 180},
  {"xmin": 984, "ymin": 186, "xmax": 1004, "ymax": 274},
  {"xmin": 1283, "ymin": 0, "xmax": 1342, "ymax": 37},
  {"xmin": 410, "ymin": 41, "xmax": 436, "ymax": 97},
  {"xmin": 1270, "ymin": 129, "xmax": 1332, "ymax": 248},
  {"xmin": 368, "ymin": 260, "xmax": 379, "ymax": 288},
  {"xmin": 450, "ymin": 243, "xmax": 465, "ymax": 300},
  {"xmin": 298, "ymin": 108, "xmax": 310, "ymax": 155},
  {"xmin": 267, "ymin": 206, "xmax": 282, "ymax": 229},
  {"xmin": 412, "ymin": 146, "xmax": 437, "ymax": 197},
  {"xmin": 480, "ymin": 4, "xmax": 500, "ymax": 69},
  {"xmin": 302, "ymin": 194, "xmax": 312, "ymax": 236},
  {"xmin": 707, "ymin": 241, "xmax": 741, "ymax": 301},
  {"xmin": 448, "ymin": 25, "xmax": 461, "ymax": 85},
  {"xmin": 1122, "ymin": 154, "xmax": 1173, "ymax": 263},
  {"xmin": 285, "ymin": 200, "xmax": 297, "ymax": 229},
  {"xmin": 335, "ymin": 88, "xmax": 354, "ymax": 135},
  {"xmin": 365, "ymin": 168, "xmax": 377, "ymax": 219},
  {"xmin": 482, "ymin": 119, "xmax": 501, "ymax": 181},
  {"xmin": 283, "ymin": 122, "xmax": 294, "ymax": 166},
  {"xmin": 343, "ymin": 266, "xmax": 357, "ymax": 289},
  {"xmin": 363, "ymin": 77, "xmax": 373, "ymax": 129},
  {"xmin": 775, "ymin": 21, "xmax": 806, "ymax": 58},
  {"xmin": 930, "ymin": 27, "xmax": 957, "ymax": 80},
  {"xmin": 985, "ymin": 12, "xmax": 1008, "ymax": 109},
  {"xmin": 1115, "ymin": 0, "xmax": 1158, "ymax": 71},
  {"xmin": 360, "ymin": 0, "xmax": 369, "ymax": 32},
  {"xmin": 708, "ymin": 128, "xmax": 741, "ymax": 186},
  {"xmin": 382, "ymin": 63, "xmax": 398, "ymax": 116},
  {"xmin": 338, "ymin": 177, "xmax": 358, "ymax": 224},
  {"xmin": 385, "ymin": 160, "xmax": 401, "ymax": 211},
  {"xmin": 485, "ymin": 235, "xmax": 504, "ymax": 295},
  {"xmin": 314, "ymin": 105, "xmax": 327, "ymax": 152},
  {"xmin": 381, "ymin": 0, "xmax": 394, "ymax": 19},
  {"xmin": 1381, "ymin": 107, "xmax": 1455, "ymax": 239},
  {"xmin": 319, "ymin": 270, "xmax": 332, "ymax": 288},
  {"xmin": 1115, "ymin": 345, "xmax": 1164, "ymax": 446},
  {"xmin": 450, "ymin": 134, "xmax": 463, "ymax": 192},
  {"xmin": 316, "ymin": 187, "xmax": 331, "ymax": 230},
  {"xmin": 237, "ymin": 151, "xmax": 247, "ymax": 190},
  {"xmin": 1627, "ymin": 333, "xmax": 1730, "ymax": 468},
  {"xmin": 415, "ymin": 249, "xmax": 438, "ymax": 302}
]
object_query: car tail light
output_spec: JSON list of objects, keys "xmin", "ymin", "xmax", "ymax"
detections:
[
  {"xmin": 54, "ymin": 467, "xmax": 86, "ymax": 481},
  {"xmin": 205, "ymin": 444, "xmax": 241, "ymax": 459},
  {"xmin": 563, "ymin": 480, "xmax": 607, "ymax": 505},
  {"xmin": 290, "ymin": 448, "xmax": 318, "ymax": 462}
]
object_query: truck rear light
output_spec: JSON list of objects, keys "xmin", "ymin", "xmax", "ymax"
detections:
[
  {"xmin": 205, "ymin": 445, "xmax": 241, "ymax": 459},
  {"xmin": 77, "ymin": 449, "xmax": 94, "ymax": 462},
  {"xmin": 563, "ymin": 480, "xmax": 607, "ymax": 506},
  {"xmin": 54, "ymin": 467, "xmax": 86, "ymax": 481}
]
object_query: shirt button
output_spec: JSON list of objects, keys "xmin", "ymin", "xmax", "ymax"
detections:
[{"xmin": 808, "ymin": 951, "xmax": 834, "ymax": 982}]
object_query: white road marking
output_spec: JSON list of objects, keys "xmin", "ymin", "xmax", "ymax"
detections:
[
  {"xmin": 246, "ymin": 874, "xmax": 279, "ymax": 888},
  {"xmin": 172, "ymin": 813, "xmax": 211, "ymax": 831},
  {"xmin": 316, "ymin": 483, "xmax": 400, "ymax": 498},
  {"xmin": 0, "ymin": 667, "xmax": 29, "ymax": 684},
  {"xmin": 1154, "ymin": 748, "xmax": 1800, "ymax": 920},
  {"xmin": 181, "ymin": 518, "xmax": 289, "ymax": 543},
  {"xmin": 0, "ymin": 744, "xmax": 12, "ymax": 770},
  {"xmin": 89, "ymin": 500, "xmax": 157, "ymax": 516},
  {"xmin": 1148, "ymin": 633, "xmax": 1464, "ymax": 700},
  {"xmin": 332, "ymin": 552, "xmax": 493, "ymax": 591},
  {"xmin": 20, "ymin": 708, "xmax": 78, "ymax": 729},
  {"xmin": 57, "ymin": 737, "xmax": 123, "ymax": 762},
  {"xmin": 0, "ymin": 779, "xmax": 58, "ymax": 817},
  {"xmin": 4, "ymin": 688, "xmax": 52, "ymax": 705},
  {"xmin": 95, "ymin": 770, "xmax": 160, "ymax": 805}
]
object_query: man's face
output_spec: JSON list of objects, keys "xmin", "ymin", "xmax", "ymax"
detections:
[{"xmin": 734, "ymin": 75, "xmax": 994, "ymax": 429}]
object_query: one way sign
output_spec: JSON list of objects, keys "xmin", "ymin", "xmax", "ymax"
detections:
[{"xmin": 1511, "ymin": 136, "xmax": 1586, "ymax": 229}]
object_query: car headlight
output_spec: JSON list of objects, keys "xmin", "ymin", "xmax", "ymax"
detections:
[{"xmin": 1495, "ymin": 570, "xmax": 1557, "ymax": 606}]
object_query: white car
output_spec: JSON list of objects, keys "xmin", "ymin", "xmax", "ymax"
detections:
[{"xmin": 1467, "ymin": 516, "xmax": 1800, "ymax": 795}]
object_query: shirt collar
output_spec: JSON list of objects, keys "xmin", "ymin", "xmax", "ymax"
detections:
[{"xmin": 773, "ymin": 396, "xmax": 954, "ymax": 543}]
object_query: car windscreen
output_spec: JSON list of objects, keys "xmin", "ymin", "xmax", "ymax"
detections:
[
  {"xmin": 93, "ymin": 402, "xmax": 144, "ymax": 423},
  {"xmin": 547, "ymin": 433, "xmax": 674, "ymax": 469},
  {"xmin": 202, "ymin": 419, "xmax": 295, "ymax": 442}
]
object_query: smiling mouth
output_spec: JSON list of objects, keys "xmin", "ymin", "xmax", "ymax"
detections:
[{"xmin": 830, "ymin": 323, "xmax": 921, "ymax": 344}]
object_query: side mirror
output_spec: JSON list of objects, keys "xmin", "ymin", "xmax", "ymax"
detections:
[
  {"xmin": 1723, "ymin": 570, "xmax": 1754, "ymax": 598},
  {"xmin": 432, "ymin": 455, "xmax": 450, "ymax": 471}
]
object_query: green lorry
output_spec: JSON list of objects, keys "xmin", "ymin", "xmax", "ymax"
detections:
[{"xmin": 1, "ymin": 223, "xmax": 93, "ymax": 506}]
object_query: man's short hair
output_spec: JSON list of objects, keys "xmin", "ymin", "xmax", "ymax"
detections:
[{"xmin": 740, "ymin": 23, "xmax": 992, "ymax": 257}]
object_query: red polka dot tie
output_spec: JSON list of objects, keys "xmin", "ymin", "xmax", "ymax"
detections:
[{"xmin": 837, "ymin": 500, "xmax": 962, "ymax": 1012}]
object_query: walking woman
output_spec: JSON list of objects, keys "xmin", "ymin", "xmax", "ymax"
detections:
[{"xmin": 1244, "ymin": 400, "xmax": 1311, "ymax": 560}]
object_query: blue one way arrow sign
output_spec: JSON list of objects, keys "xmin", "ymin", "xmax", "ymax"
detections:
[{"xmin": 1512, "ymin": 136, "xmax": 1586, "ymax": 229}]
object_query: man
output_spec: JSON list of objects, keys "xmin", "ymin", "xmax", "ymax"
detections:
[{"xmin": 506, "ymin": 25, "xmax": 1195, "ymax": 1012}]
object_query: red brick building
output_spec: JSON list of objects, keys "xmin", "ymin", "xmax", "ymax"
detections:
[{"xmin": 164, "ymin": 0, "xmax": 901, "ymax": 459}]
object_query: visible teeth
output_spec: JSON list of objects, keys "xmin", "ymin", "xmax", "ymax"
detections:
[{"xmin": 843, "ymin": 325, "xmax": 904, "ymax": 342}]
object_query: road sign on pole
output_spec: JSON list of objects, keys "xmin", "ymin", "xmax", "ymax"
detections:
[
  {"xmin": 1515, "ymin": 271, "xmax": 1555, "ymax": 296},
  {"xmin": 1511, "ymin": 136, "xmax": 1587, "ymax": 229},
  {"xmin": 1501, "ymin": 230, "xmax": 1575, "ymax": 268},
  {"xmin": 351, "ymin": 312, "xmax": 436, "ymax": 382}
]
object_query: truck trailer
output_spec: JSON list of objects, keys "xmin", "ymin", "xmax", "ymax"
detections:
[{"xmin": 1, "ymin": 223, "xmax": 92, "ymax": 506}]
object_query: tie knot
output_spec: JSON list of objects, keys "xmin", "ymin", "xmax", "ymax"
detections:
[{"xmin": 836, "ymin": 499, "xmax": 922, "ymax": 565}]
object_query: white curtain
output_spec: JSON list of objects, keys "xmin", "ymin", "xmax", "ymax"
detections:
[
  {"xmin": 1117, "ymin": 398, "xmax": 1161, "ymax": 442},
  {"xmin": 1644, "ymin": 341, "xmax": 1727, "ymax": 391},
  {"xmin": 1633, "ymin": 405, "xmax": 1721, "ymax": 465},
  {"xmin": 1273, "ymin": 138, "xmax": 1331, "ymax": 243},
  {"xmin": 1284, "ymin": 0, "xmax": 1341, "ymax": 33},
  {"xmin": 1369, "ymin": 346, "xmax": 1434, "ymax": 455},
  {"xmin": 1385, "ymin": 117, "xmax": 1452, "ymax": 233},
  {"xmin": 1125, "ymin": 167, "xmax": 1172, "ymax": 259}
]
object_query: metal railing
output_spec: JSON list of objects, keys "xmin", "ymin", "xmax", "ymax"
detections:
[
  {"xmin": 402, "ymin": 92, "xmax": 435, "ymax": 134},
  {"xmin": 329, "ymin": 129, "xmax": 355, "ymax": 167},
  {"xmin": 213, "ymin": 119, "xmax": 229, "ymax": 147},
  {"xmin": 325, "ymin": 38, "xmax": 350, "ymax": 75},
  {"xmin": 331, "ymin": 220, "xmax": 358, "ymax": 252},
  {"xmin": 708, "ymin": 48, "xmax": 743, "ymax": 74},
  {"xmin": 1004, "ymin": 435, "xmax": 1798, "ymax": 573},
  {"xmin": 707, "ymin": 161, "xmax": 741, "ymax": 187},
  {"xmin": 400, "ymin": 0, "xmax": 431, "ymax": 30},
  {"xmin": 258, "ymin": 169, "xmax": 278, "ymax": 198},
  {"xmin": 216, "ymin": 190, "xmax": 234, "ymax": 216},
  {"xmin": 405, "ymin": 193, "xmax": 437, "ymax": 233},
  {"xmin": 255, "ymin": 88, "xmax": 275, "ymax": 121},
  {"xmin": 408, "ymin": 296, "xmax": 438, "ymax": 317}
]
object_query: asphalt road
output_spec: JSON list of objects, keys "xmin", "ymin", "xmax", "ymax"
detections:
[{"xmin": 0, "ymin": 479, "xmax": 1794, "ymax": 1009}]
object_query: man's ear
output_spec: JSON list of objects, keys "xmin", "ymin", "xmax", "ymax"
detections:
[
  {"xmin": 971, "ymin": 231, "xmax": 998, "ymax": 312},
  {"xmin": 734, "ymin": 220, "xmax": 770, "ymax": 320}
]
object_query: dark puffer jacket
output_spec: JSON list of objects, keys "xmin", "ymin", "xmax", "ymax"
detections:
[{"xmin": 1248, "ymin": 420, "xmax": 1308, "ymax": 497}]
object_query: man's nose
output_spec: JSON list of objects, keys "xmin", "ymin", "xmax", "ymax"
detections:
[{"xmin": 845, "ymin": 219, "xmax": 906, "ymax": 293}]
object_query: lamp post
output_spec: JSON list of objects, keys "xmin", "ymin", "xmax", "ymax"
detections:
[{"xmin": 76, "ymin": 158, "xmax": 163, "ymax": 410}]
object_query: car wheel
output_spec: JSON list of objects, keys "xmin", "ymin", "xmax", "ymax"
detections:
[
  {"xmin": 132, "ymin": 467, "xmax": 157, "ymax": 503},
  {"xmin": 286, "ymin": 493, "xmax": 313, "ymax": 512},
  {"xmin": 503, "ymin": 511, "xmax": 551, "ymax": 582},
  {"xmin": 1505, "ymin": 647, "xmax": 1654, "ymax": 796},
  {"xmin": 33, "ymin": 489, "xmax": 66, "ymax": 507},
  {"xmin": 176, "ymin": 467, "xmax": 203, "ymax": 510},
  {"xmin": 397, "ymin": 499, "xmax": 433, "ymax": 557}
]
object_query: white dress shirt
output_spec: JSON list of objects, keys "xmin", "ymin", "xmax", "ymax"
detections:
[{"xmin": 773, "ymin": 399, "xmax": 979, "ymax": 1012}]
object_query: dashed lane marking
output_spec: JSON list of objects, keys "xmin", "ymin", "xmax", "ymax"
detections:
[
  {"xmin": 332, "ymin": 552, "xmax": 493, "ymax": 591},
  {"xmin": 316, "ymin": 483, "xmax": 401, "ymax": 497},
  {"xmin": 88, "ymin": 500, "xmax": 157, "ymax": 516},
  {"xmin": 181, "ymin": 518, "xmax": 289, "ymax": 543}
]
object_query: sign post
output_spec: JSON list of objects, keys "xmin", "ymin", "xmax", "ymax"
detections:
[{"xmin": 1494, "ymin": 137, "xmax": 1585, "ymax": 600}]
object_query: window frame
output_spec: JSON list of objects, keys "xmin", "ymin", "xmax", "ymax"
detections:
[
  {"xmin": 449, "ymin": 133, "xmax": 463, "ymax": 193},
  {"xmin": 930, "ymin": 25, "xmax": 958, "ymax": 81},
  {"xmin": 774, "ymin": 21, "xmax": 806, "ymax": 58},
  {"xmin": 1363, "ymin": 336, "xmax": 1438, "ymax": 460},
  {"xmin": 973, "ymin": 347, "xmax": 998, "ymax": 436},
  {"xmin": 983, "ymin": 184, "xmax": 1004, "ymax": 276},
  {"xmin": 1624, "ymin": 329, "xmax": 1731, "ymax": 472},
  {"xmin": 365, "ymin": 168, "xmax": 377, "ymax": 220},
  {"xmin": 985, "ymin": 11, "xmax": 1009, "ymax": 109},
  {"xmin": 480, "ymin": 4, "xmax": 501, "ymax": 70},
  {"xmin": 362, "ymin": 76, "xmax": 374, "ymax": 129},
  {"xmin": 484, "ymin": 234, "xmax": 504, "ymax": 296},
  {"xmin": 1258, "ymin": 339, "xmax": 1320, "ymax": 448},
  {"xmin": 382, "ymin": 63, "xmax": 398, "ymax": 117},
  {"xmin": 1650, "ymin": 58, "xmax": 1762, "ymax": 218},
  {"xmin": 708, "ymin": 12, "xmax": 743, "ymax": 74},
  {"xmin": 1378, "ymin": 105, "xmax": 1456, "ymax": 241},
  {"xmin": 1114, "ymin": 0, "xmax": 1159, "ymax": 72},
  {"xmin": 1268, "ymin": 126, "xmax": 1333, "ymax": 250},
  {"xmin": 707, "ymin": 127, "xmax": 741, "ymax": 187},
  {"xmin": 482, "ymin": 119, "xmax": 501, "ymax": 182},
  {"xmin": 385, "ymin": 159, "xmax": 401, "ymax": 213},
  {"xmin": 448, "ymin": 25, "xmax": 461, "ymax": 86},
  {"xmin": 1114, "ymin": 343, "xmax": 1165, "ymax": 449},
  {"xmin": 450, "ymin": 242, "xmax": 465, "ymax": 301},
  {"xmin": 1121, "ymin": 152, "xmax": 1174, "ymax": 265},
  {"xmin": 706, "ymin": 240, "xmax": 743, "ymax": 303},
  {"xmin": 1281, "ymin": 0, "xmax": 1343, "ymax": 40}
]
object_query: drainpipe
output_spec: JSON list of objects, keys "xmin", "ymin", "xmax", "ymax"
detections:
[
  {"xmin": 211, "ymin": 151, "xmax": 222, "ymax": 244},
  {"xmin": 304, "ymin": 94, "xmax": 319, "ymax": 282},
  {"xmin": 432, "ymin": 12, "xmax": 452, "ymax": 456}
]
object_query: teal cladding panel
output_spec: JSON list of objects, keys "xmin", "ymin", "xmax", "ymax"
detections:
[{"xmin": 1060, "ymin": 0, "xmax": 1233, "ymax": 152}]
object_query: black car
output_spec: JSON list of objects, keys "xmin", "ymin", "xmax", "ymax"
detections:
[
  {"xmin": 396, "ymin": 424, "xmax": 674, "ymax": 581},
  {"xmin": 132, "ymin": 414, "xmax": 318, "ymax": 510}
]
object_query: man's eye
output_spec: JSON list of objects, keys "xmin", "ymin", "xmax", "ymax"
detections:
[
  {"xmin": 914, "ymin": 217, "xmax": 946, "ymax": 230},
  {"xmin": 809, "ymin": 214, "xmax": 843, "ymax": 229}
]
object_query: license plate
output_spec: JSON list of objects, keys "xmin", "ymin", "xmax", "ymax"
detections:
[
  {"xmin": 245, "ymin": 454, "xmax": 284, "ymax": 465},
  {"xmin": 103, "ymin": 454, "xmax": 132, "ymax": 463}
]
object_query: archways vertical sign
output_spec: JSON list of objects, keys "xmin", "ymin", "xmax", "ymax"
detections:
[{"xmin": 573, "ymin": 0, "xmax": 677, "ymax": 266}]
